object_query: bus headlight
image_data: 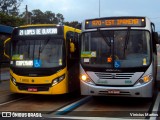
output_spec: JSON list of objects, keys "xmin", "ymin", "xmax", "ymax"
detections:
[
  {"xmin": 10, "ymin": 75, "xmax": 16, "ymax": 85},
  {"xmin": 80, "ymin": 74, "xmax": 94, "ymax": 85},
  {"xmin": 135, "ymin": 75, "xmax": 153, "ymax": 86},
  {"xmin": 51, "ymin": 74, "xmax": 65, "ymax": 86},
  {"xmin": 81, "ymin": 75, "xmax": 87, "ymax": 81}
]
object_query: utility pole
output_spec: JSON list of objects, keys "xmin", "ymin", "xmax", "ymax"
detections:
[
  {"xmin": 99, "ymin": 0, "xmax": 101, "ymax": 17},
  {"xmin": 25, "ymin": 5, "xmax": 28, "ymax": 24}
]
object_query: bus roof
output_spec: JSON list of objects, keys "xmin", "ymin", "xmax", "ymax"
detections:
[
  {"xmin": 15, "ymin": 24, "xmax": 81, "ymax": 32},
  {"xmin": 18, "ymin": 24, "xmax": 58, "ymax": 28},
  {"xmin": 84, "ymin": 16, "xmax": 147, "ymax": 21}
]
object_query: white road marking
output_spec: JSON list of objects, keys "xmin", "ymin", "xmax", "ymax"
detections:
[
  {"xmin": 50, "ymin": 116, "xmax": 125, "ymax": 120},
  {"xmin": 149, "ymin": 92, "xmax": 160, "ymax": 120},
  {"xmin": 0, "ymin": 96, "xmax": 31, "ymax": 106}
]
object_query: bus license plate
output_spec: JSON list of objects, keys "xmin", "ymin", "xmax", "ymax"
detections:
[
  {"xmin": 107, "ymin": 90, "xmax": 120, "ymax": 94},
  {"xmin": 28, "ymin": 88, "xmax": 37, "ymax": 92}
]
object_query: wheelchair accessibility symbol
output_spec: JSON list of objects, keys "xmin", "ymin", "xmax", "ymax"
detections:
[
  {"xmin": 114, "ymin": 61, "xmax": 120, "ymax": 68},
  {"xmin": 34, "ymin": 59, "xmax": 41, "ymax": 68}
]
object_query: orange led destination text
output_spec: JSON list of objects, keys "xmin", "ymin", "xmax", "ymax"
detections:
[
  {"xmin": 91, "ymin": 19, "xmax": 140, "ymax": 27},
  {"xmin": 117, "ymin": 19, "xmax": 139, "ymax": 25}
]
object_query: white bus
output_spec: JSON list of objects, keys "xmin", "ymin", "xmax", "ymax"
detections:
[{"xmin": 80, "ymin": 16, "xmax": 159, "ymax": 98}]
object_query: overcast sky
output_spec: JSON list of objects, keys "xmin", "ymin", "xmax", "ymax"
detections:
[{"xmin": 20, "ymin": 0, "xmax": 160, "ymax": 32}]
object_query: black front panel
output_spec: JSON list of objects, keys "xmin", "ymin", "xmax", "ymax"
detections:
[
  {"xmin": 17, "ymin": 83, "xmax": 51, "ymax": 91},
  {"xmin": 85, "ymin": 17, "xmax": 146, "ymax": 29},
  {"xmin": 12, "ymin": 26, "xmax": 64, "ymax": 37},
  {"xmin": 10, "ymin": 66, "xmax": 65, "ymax": 77},
  {"xmin": 81, "ymin": 64, "xmax": 150, "ymax": 73}
]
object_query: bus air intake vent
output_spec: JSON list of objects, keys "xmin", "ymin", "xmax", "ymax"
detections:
[{"xmin": 95, "ymin": 72, "xmax": 134, "ymax": 80}]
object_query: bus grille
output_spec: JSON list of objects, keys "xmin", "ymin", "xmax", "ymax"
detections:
[
  {"xmin": 16, "ymin": 83, "xmax": 51, "ymax": 91},
  {"xmin": 95, "ymin": 72, "xmax": 134, "ymax": 80}
]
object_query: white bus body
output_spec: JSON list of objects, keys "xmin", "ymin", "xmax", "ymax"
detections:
[{"xmin": 80, "ymin": 17, "xmax": 159, "ymax": 98}]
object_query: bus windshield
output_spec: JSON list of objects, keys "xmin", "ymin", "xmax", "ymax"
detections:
[
  {"xmin": 81, "ymin": 30, "xmax": 151, "ymax": 68},
  {"xmin": 11, "ymin": 37, "xmax": 64, "ymax": 68}
]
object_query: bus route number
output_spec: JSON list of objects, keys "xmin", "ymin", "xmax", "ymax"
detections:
[
  {"xmin": 92, "ymin": 20, "xmax": 114, "ymax": 27},
  {"xmin": 92, "ymin": 20, "xmax": 102, "ymax": 26}
]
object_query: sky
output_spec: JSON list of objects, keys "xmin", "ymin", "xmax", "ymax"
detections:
[{"xmin": 19, "ymin": 0, "xmax": 160, "ymax": 32}]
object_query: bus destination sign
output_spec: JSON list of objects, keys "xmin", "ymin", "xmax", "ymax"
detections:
[
  {"xmin": 18, "ymin": 28, "xmax": 58, "ymax": 36},
  {"xmin": 85, "ymin": 17, "xmax": 146, "ymax": 29}
]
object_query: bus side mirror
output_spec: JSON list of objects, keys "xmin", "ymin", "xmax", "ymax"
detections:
[
  {"xmin": 70, "ymin": 41, "xmax": 75, "ymax": 53},
  {"xmin": 4, "ymin": 38, "xmax": 11, "ymax": 59},
  {"xmin": 153, "ymin": 32, "xmax": 159, "ymax": 44}
]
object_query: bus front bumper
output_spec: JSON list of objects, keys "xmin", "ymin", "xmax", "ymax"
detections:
[
  {"xmin": 80, "ymin": 81, "xmax": 153, "ymax": 98},
  {"xmin": 10, "ymin": 79, "xmax": 68, "ymax": 95}
]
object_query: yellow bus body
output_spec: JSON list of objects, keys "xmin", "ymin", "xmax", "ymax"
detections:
[
  {"xmin": 10, "ymin": 68, "xmax": 68, "ymax": 94},
  {"xmin": 9, "ymin": 24, "xmax": 81, "ymax": 94}
]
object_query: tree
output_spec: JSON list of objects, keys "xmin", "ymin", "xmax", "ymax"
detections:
[
  {"xmin": 0, "ymin": 12, "xmax": 25, "ymax": 26},
  {"xmin": 0, "ymin": 0, "xmax": 23, "ymax": 16},
  {"xmin": 64, "ymin": 21, "xmax": 81, "ymax": 29},
  {"xmin": 31, "ymin": 9, "xmax": 44, "ymax": 24},
  {"xmin": 56, "ymin": 13, "xmax": 64, "ymax": 24},
  {"xmin": 44, "ymin": 11, "xmax": 56, "ymax": 24},
  {"xmin": 0, "ymin": 0, "xmax": 25, "ymax": 26},
  {"xmin": 20, "ymin": 9, "xmax": 65, "ymax": 24}
]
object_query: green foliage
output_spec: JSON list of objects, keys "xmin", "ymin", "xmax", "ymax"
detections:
[
  {"xmin": 0, "ymin": 0, "xmax": 25, "ymax": 26},
  {"xmin": 64, "ymin": 21, "xmax": 81, "ymax": 29},
  {"xmin": 0, "ymin": 12, "xmax": 25, "ymax": 26},
  {"xmin": 0, "ymin": 0, "xmax": 23, "ymax": 16},
  {"xmin": 0, "ymin": 0, "xmax": 81, "ymax": 28},
  {"xmin": 31, "ymin": 10, "xmax": 62, "ymax": 24},
  {"xmin": 19, "ymin": 9, "xmax": 65, "ymax": 24}
]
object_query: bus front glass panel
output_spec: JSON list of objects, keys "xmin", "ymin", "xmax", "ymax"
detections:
[
  {"xmin": 81, "ymin": 30, "xmax": 151, "ymax": 68},
  {"xmin": 11, "ymin": 37, "xmax": 64, "ymax": 68}
]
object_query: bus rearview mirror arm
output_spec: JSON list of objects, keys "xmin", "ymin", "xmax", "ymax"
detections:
[
  {"xmin": 4, "ymin": 38, "xmax": 11, "ymax": 59},
  {"xmin": 70, "ymin": 39, "xmax": 76, "ymax": 53},
  {"xmin": 153, "ymin": 32, "xmax": 160, "ymax": 44}
]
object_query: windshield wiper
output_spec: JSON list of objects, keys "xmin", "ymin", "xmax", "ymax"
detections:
[
  {"xmin": 33, "ymin": 40, "xmax": 36, "ymax": 60},
  {"xmin": 37, "ymin": 42, "xmax": 41, "ymax": 61},
  {"xmin": 40, "ymin": 37, "xmax": 51, "ymax": 52},
  {"xmin": 97, "ymin": 29, "xmax": 111, "ymax": 47},
  {"xmin": 37, "ymin": 37, "xmax": 51, "ymax": 61},
  {"xmin": 27, "ymin": 41, "xmax": 30, "ymax": 58},
  {"xmin": 123, "ymin": 27, "xmax": 131, "ymax": 57}
]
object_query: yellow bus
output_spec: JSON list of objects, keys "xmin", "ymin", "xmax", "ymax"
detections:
[{"xmin": 5, "ymin": 24, "xmax": 81, "ymax": 94}]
